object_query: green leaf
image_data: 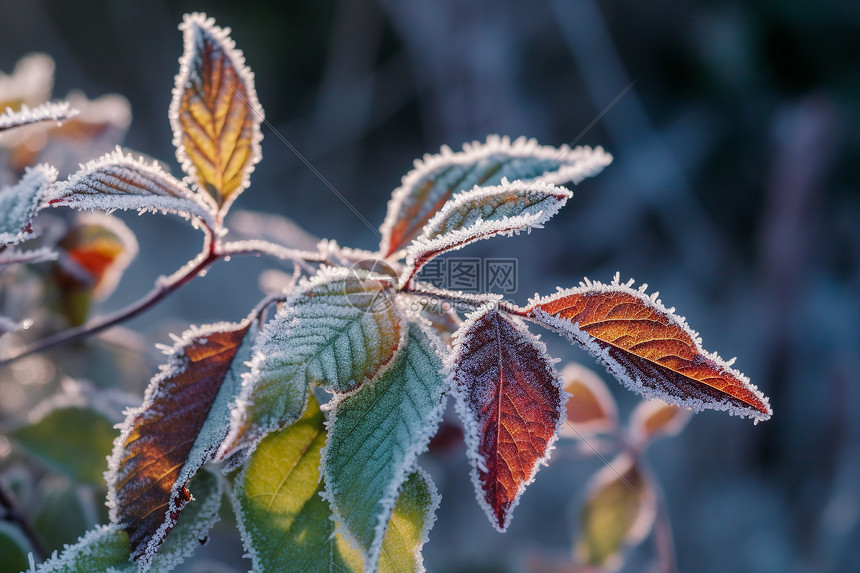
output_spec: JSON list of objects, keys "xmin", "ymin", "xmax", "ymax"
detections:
[
  {"xmin": 11, "ymin": 405, "xmax": 118, "ymax": 487},
  {"xmin": 323, "ymin": 322, "xmax": 447, "ymax": 568},
  {"xmin": 221, "ymin": 267, "xmax": 405, "ymax": 461},
  {"xmin": 377, "ymin": 469, "xmax": 439, "ymax": 573},
  {"xmin": 34, "ymin": 480, "xmax": 97, "ymax": 553},
  {"xmin": 0, "ymin": 521, "xmax": 33, "ymax": 573},
  {"xmin": 230, "ymin": 395, "xmax": 440, "ymax": 573},
  {"xmin": 31, "ymin": 469, "xmax": 223, "ymax": 573},
  {"xmin": 229, "ymin": 394, "xmax": 363, "ymax": 572}
]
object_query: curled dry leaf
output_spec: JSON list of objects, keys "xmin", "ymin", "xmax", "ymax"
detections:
[
  {"xmin": 628, "ymin": 399, "xmax": 692, "ymax": 447},
  {"xmin": 527, "ymin": 275, "xmax": 772, "ymax": 422},
  {"xmin": 402, "ymin": 180, "xmax": 572, "ymax": 285},
  {"xmin": 170, "ymin": 12, "xmax": 263, "ymax": 215},
  {"xmin": 559, "ymin": 362, "xmax": 618, "ymax": 439},
  {"xmin": 451, "ymin": 307, "xmax": 567, "ymax": 531},
  {"xmin": 379, "ymin": 135, "xmax": 612, "ymax": 257},
  {"xmin": 575, "ymin": 455, "xmax": 656, "ymax": 570},
  {"xmin": 107, "ymin": 318, "xmax": 254, "ymax": 566}
]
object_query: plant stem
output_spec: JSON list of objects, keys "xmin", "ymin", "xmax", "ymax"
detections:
[
  {"xmin": 0, "ymin": 480, "xmax": 47, "ymax": 560},
  {"xmin": 0, "ymin": 229, "xmax": 221, "ymax": 367},
  {"xmin": 400, "ymin": 283, "xmax": 528, "ymax": 316},
  {"xmin": 652, "ymin": 481, "xmax": 679, "ymax": 573}
]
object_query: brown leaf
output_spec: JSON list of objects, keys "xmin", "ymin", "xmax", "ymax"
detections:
[
  {"xmin": 527, "ymin": 276, "xmax": 772, "ymax": 422},
  {"xmin": 628, "ymin": 400, "xmax": 691, "ymax": 447},
  {"xmin": 170, "ymin": 13, "xmax": 263, "ymax": 214},
  {"xmin": 107, "ymin": 318, "xmax": 253, "ymax": 564},
  {"xmin": 451, "ymin": 307, "xmax": 566, "ymax": 531},
  {"xmin": 559, "ymin": 362, "xmax": 618, "ymax": 439}
]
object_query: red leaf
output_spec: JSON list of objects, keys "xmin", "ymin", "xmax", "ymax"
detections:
[
  {"xmin": 628, "ymin": 400, "xmax": 691, "ymax": 447},
  {"xmin": 559, "ymin": 362, "xmax": 618, "ymax": 438},
  {"xmin": 527, "ymin": 276, "xmax": 772, "ymax": 422},
  {"xmin": 107, "ymin": 319, "xmax": 252, "ymax": 564},
  {"xmin": 451, "ymin": 307, "xmax": 567, "ymax": 531}
]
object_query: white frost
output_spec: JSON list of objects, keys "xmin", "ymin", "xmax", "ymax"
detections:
[{"xmin": 0, "ymin": 164, "xmax": 57, "ymax": 246}]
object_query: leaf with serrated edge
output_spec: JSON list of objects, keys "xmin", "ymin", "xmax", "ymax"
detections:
[
  {"xmin": 229, "ymin": 394, "xmax": 439, "ymax": 573},
  {"xmin": 106, "ymin": 317, "xmax": 254, "ymax": 566},
  {"xmin": 48, "ymin": 148, "xmax": 215, "ymax": 227},
  {"xmin": 220, "ymin": 267, "xmax": 405, "ymax": 461},
  {"xmin": 0, "ymin": 164, "xmax": 56, "ymax": 246},
  {"xmin": 322, "ymin": 321, "xmax": 447, "ymax": 569},
  {"xmin": 559, "ymin": 362, "xmax": 618, "ymax": 439},
  {"xmin": 377, "ymin": 467, "xmax": 440, "ymax": 573},
  {"xmin": 32, "ymin": 469, "xmax": 222, "ymax": 573},
  {"xmin": 628, "ymin": 399, "xmax": 691, "ymax": 447},
  {"xmin": 575, "ymin": 454, "xmax": 655, "ymax": 569},
  {"xmin": 170, "ymin": 13, "xmax": 263, "ymax": 214},
  {"xmin": 380, "ymin": 135, "xmax": 612, "ymax": 257},
  {"xmin": 11, "ymin": 405, "xmax": 118, "ymax": 487},
  {"xmin": 401, "ymin": 180, "xmax": 571, "ymax": 286},
  {"xmin": 527, "ymin": 274, "xmax": 772, "ymax": 422},
  {"xmin": 0, "ymin": 101, "xmax": 77, "ymax": 132},
  {"xmin": 450, "ymin": 307, "xmax": 567, "ymax": 532},
  {"xmin": 228, "ymin": 394, "xmax": 363, "ymax": 572}
]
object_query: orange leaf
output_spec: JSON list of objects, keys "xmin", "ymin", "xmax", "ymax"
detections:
[
  {"xmin": 559, "ymin": 362, "xmax": 618, "ymax": 439},
  {"xmin": 527, "ymin": 276, "xmax": 771, "ymax": 422},
  {"xmin": 107, "ymin": 318, "xmax": 254, "ymax": 565},
  {"xmin": 451, "ymin": 307, "xmax": 567, "ymax": 531},
  {"xmin": 628, "ymin": 400, "xmax": 691, "ymax": 447},
  {"xmin": 170, "ymin": 13, "xmax": 263, "ymax": 214}
]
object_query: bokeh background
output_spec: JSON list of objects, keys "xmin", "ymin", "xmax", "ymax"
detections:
[{"xmin": 1, "ymin": 0, "xmax": 859, "ymax": 572}]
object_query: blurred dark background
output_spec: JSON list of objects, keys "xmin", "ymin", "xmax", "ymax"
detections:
[{"xmin": 1, "ymin": 0, "xmax": 859, "ymax": 571}]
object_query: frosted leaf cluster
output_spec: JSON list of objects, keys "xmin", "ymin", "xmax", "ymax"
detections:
[{"xmin": 379, "ymin": 134, "xmax": 612, "ymax": 255}]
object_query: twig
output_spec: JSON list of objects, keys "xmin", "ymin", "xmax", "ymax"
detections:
[
  {"xmin": 651, "ymin": 480, "xmax": 679, "ymax": 573},
  {"xmin": 0, "ymin": 229, "xmax": 221, "ymax": 367},
  {"xmin": 0, "ymin": 480, "xmax": 47, "ymax": 560}
]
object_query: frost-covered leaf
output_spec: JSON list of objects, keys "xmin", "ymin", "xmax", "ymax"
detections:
[
  {"xmin": 53, "ymin": 214, "xmax": 138, "ymax": 326},
  {"xmin": 0, "ymin": 521, "xmax": 33, "ymax": 573},
  {"xmin": 230, "ymin": 395, "xmax": 439, "ymax": 573},
  {"xmin": 0, "ymin": 164, "xmax": 56, "ymax": 246},
  {"xmin": 323, "ymin": 322, "xmax": 447, "ymax": 568},
  {"xmin": 376, "ymin": 468, "xmax": 440, "ymax": 573},
  {"xmin": 575, "ymin": 455, "xmax": 655, "ymax": 569},
  {"xmin": 559, "ymin": 362, "xmax": 618, "ymax": 439},
  {"xmin": 48, "ymin": 92, "xmax": 130, "ymax": 142},
  {"xmin": 402, "ymin": 180, "xmax": 571, "ymax": 284},
  {"xmin": 221, "ymin": 267, "xmax": 404, "ymax": 460},
  {"xmin": 48, "ymin": 148, "xmax": 214, "ymax": 226},
  {"xmin": 450, "ymin": 307, "xmax": 567, "ymax": 531},
  {"xmin": 228, "ymin": 395, "xmax": 363, "ymax": 572},
  {"xmin": 628, "ymin": 400, "xmax": 691, "ymax": 447},
  {"xmin": 10, "ymin": 405, "xmax": 118, "ymax": 487},
  {"xmin": 527, "ymin": 275, "xmax": 772, "ymax": 422},
  {"xmin": 0, "ymin": 101, "xmax": 77, "ymax": 133},
  {"xmin": 0, "ymin": 246, "xmax": 56, "ymax": 270},
  {"xmin": 380, "ymin": 135, "xmax": 612, "ymax": 257},
  {"xmin": 106, "ymin": 318, "xmax": 255, "ymax": 566},
  {"xmin": 32, "ymin": 469, "xmax": 222, "ymax": 573},
  {"xmin": 170, "ymin": 13, "xmax": 263, "ymax": 214}
]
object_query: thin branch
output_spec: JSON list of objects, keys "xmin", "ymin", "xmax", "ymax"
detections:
[
  {"xmin": 0, "ymin": 229, "xmax": 221, "ymax": 367},
  {"xmin": 218, "ymin": 239, "xmax": 324, "ymax": 273},
  {"xmin": 651, "ymin": 479, "xmax": 679, "ymax": 573},
  {"xmin": 0, "ymin": 480, "xmax": 47, "ymax": 560}
]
